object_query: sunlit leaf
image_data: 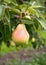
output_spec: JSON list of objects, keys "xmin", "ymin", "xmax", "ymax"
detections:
[
  {"xmin": 28, "ymin": 7, "xmax": 39, "ymax": 18},
  {"xmin": 4, "ymin": 0, "xmax": 12, "ymax": 3},
  {"xmin": 0, "ymin": 5, "xmax": 5, "ymax": 20},
  {"xmin": 32, "ymin": 5, "xmax": 45, "ymax": 9}
]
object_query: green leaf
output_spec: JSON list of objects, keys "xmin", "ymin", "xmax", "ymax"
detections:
[
  {"xmin": 11, "ymin": 8, "xmax": 20, "ymax": 14},
  {"xmin": 0, "ymin": 5, "xmax": 5, "ymax": 20},
  {"xmin": 39, "ymin": 30, "xmax": 46, "ymax": 39},
  {"xmin": 4, "ymin": 0, "xmax": 16, "ymax": 4},
  {"xmin": 32, "ymin": 5, "xmax": 45, "ymax": 9},
  {"xmin": 4, "ymin": 0, "xmax": 12, "ymax": 3},
  {"xmin": 22, "ymin": 17, "xmax": 33, "ymax": 25},
  {"xmin": 37, "ymin": 18, "xmax": 46, "ymax": 30},
  {"xmin": 28, "ymin": 7, "xmax": 39, "ymax": 18}
]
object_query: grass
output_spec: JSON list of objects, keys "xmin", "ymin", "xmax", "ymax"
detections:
[
  {"xmin": 0, "ymin": 41, "xmax": 32, "ymax": 56},
  {"xmin": 0, "ymin": 42, "xmax": 16, "ymax": 56}
]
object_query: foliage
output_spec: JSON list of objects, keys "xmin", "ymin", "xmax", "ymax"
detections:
[{"xmin": 0, "ymin": 0, "xmax": 46, "ymax": 49}]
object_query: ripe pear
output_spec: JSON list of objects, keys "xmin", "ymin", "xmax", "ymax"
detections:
[{"xmin": 12, "ymin": 24, "xmax": 29, "ymax": 44}]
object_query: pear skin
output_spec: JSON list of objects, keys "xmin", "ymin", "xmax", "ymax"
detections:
[{"xmin": 12, "ymin": 24, "xmax": 29, "ymax": 43}]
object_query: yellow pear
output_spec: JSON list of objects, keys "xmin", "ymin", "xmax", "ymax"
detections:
[
  {"xmin": 10, "ymin": 41, "xmax": 15, "ymax": 47},
  {"xmin": 12, "ymin": 24, "xmax": 29, "ymax": 44},
  {"xmin": 32, "ymin": 37, "xmax": 36, "ymax": 42}
]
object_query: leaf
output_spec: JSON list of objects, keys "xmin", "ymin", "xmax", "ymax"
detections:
[
  {"xmin": 37, "ymin": 18, "xmax": 46, "ymax": 30},
  {"xmin": 5, "ymin": 10, "xmax": 11, "ymax": 32},
  {"xmin": 39, "ymin": 30, "xmax": 46, "ymax": 39},
  {"xmin": 22, "ymin": 17, "xmax": 33, "ymax": 25},
  {"xmin": 28, "ymin": 7, "xmax": 39, "ymax": 18},
  {"xmin": 11, "ymin": 8, "xmax": 20, "ymax": 14},
  {"xmin": 4, "ymin": 0, "xmax": 11, "ymax": 3},
  {"xmin": 32, "ymin": 5, "xmax": 45, "ymax": 9},
  {"xmin": 0, "ymin": 5, "xmax": 5, "ymax": 20},
  {"xmin": 4, "ymin": 0, "xmax": 16, "ymax": 4}
]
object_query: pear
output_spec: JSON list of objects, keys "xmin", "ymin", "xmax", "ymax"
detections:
[
  {"xmin": 12, "ymin": 24, "xmax": 29, "ymax": 44},
  {"xmin": 10, "ymin": 41, "xmax": 15, "ymax": 47},
  {"xmin": 32, "ymin": 37, "xmax": 36, "ymax": 42}
]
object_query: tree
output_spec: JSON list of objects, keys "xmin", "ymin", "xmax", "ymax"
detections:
[{"xmin": 0, "ymin": 0, "xmax": 46, "ymax": 48}]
